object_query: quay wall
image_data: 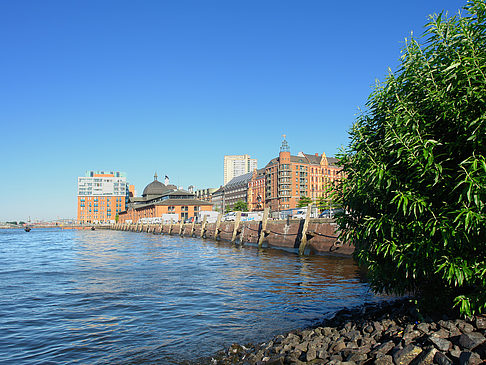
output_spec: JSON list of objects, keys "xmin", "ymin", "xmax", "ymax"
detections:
[{"xmin": 107, "ymin": 215, "xmax": 353, "ymax": 256}]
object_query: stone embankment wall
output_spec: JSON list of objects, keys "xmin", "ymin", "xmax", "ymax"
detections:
[{"xmin": 109, "ymin": 211, "xmax": 353, "ymax": 256}]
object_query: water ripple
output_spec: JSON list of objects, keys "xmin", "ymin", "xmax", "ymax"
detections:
[{"xmin": 0, "ymin": 228, "xmax": 381, "ymax": 364}]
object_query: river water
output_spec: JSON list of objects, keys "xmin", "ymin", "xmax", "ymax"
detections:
[{"xmin": 0, "ymin": 228, "xmax": 382, "ymax": 364}]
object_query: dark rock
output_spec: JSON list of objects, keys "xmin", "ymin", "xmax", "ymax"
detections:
[
  {"xmin": 414, "ymin": 348, "xmax": 437, "ymax": 365},
  {"xmin": 434, "ymin": 352, "xmax": 453, "ymax": 365},
  {"xmin": 459, "ymin": 351, "xmax": 482, "ymax": 365},
  {"xmin": 428, "ymin": 336, "xmax": 452, "ymax": 351},
  {"xmin": 371, "ymin": 341, "xmax": 396, "ymax": 356},
  {"xmin": 473, "ymin": 341, "xmax": 486, "ymax": 358},
  {"xmin": 374, "ymin": 354, "xmax": 393, "ymax": 365},
  {"xmin": 458, "ymin": 332, "xmax": 486, "ymax": 350}
]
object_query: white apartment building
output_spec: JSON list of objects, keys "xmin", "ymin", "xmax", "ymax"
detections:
[
  {"xmin": 77, "ymin": 171, "xmax": 127, "ymax": 224},
  {"xmin": 223, "ymin": 155, "xmax": 257, "ymax": 185},
  {"xmin": 77, "ymin": 171, "xmax": 127, "ymax": 197}
]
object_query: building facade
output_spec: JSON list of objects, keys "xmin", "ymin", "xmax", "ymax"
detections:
[
  {"xmin": 117, "ymin": 174, "xmax": 213, "ymax": 223},
  {"xmin": 223, "ymin": 154, "xmax": 257, "ymax": 185},
  {"xmin": 77, "ymin": 171, "xmax": 128, "ymax": 224},
  {"xmin": 264, "ymin": 137, "xmax": 342, "ymax": 212},
  {"xmin": 248, "ymin": 168, "xmax": 266, "ymax": 211},
  {"xmin": 194, "ymin": 187, "xmax": 218, "ymax": 202}
]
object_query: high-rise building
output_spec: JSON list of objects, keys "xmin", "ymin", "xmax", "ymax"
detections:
[
  {"xmin": 77, "ymin": 171, "xmax": 128, "ymax": 224},
  {"xmin": 223, "ymin": 154, "xmax": 257, "ymax": 185}
]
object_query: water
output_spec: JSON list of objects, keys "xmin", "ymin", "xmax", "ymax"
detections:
[{"xmin": 0, "ymin": 228, "xmax": 381, "ymax": 364}]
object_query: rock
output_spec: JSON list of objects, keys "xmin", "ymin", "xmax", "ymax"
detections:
[
  {"xmin": 458, "ymin": 332, "xmax": 486, "ymax": 350},
  {"xmin": 392, "ymin": 344, "xmax": 422, "ymax": 365},
  {"xmin": 414, "ymin": 347, "xmax": 437, "ymax": 365},
  {"xmin": 347, "ymin": 352, "xmax": 367, "ymax": 363},
  {"xmin": 317, "ymin": 349, "xmax": 328, "ymax": 359},
  {"xmin": 434, "ymin": 352, "xmax": 453, "ymax": 365},
  {"xmin": 371, "ymin": 341, "xmax": 396, "ymax": 356},
  {"xmin": 456, "ymin": 320, "xmax": 475, "ymax": 333},
  {"xmin": 428, "ymin": 336, "xmax": 452, "ymax": 351},
  {"xmin": 294, "ymin": 341, "xmax": 308, "ymax": 352},
  {"xmin": 322, "ymin": 327, "xmax": 333, "ymax": 336},
  {"xmin": 450, "ymin": 344, "xmax": 462, "ymax": 360},
  {"xmin": 374, "ymin": 354, "xmax": 394, "ymax": 365},
  {"xmin": 402, "ymin": 330, "xmax": 421, "ymax": 343},
  {"xmin": 475, "ymin": 315, "xmax": 486, "ymax": 330},
  {"xmin": 458, "ymin": 351, "xmax": 482, "ymax": 365},
  {"xmin": 306, "ymin": 348, "xmax": 317, "ymax": 362},
  {"xmin": 416, "ymin": 322, "xmax": 430, "ymax": 333},
  {"xmin": 265, "ymin": 356, "xmax": 284, "ymax": 365},
  {"xmin": 373, "ymin": 321, "xmax": 384, "ymax": 332},
  {"xmin": 364, "ymin": 325, "xmax": 374, "ymax": 333},
  {"xmin": 332, "ymin": 341, "xmax": 346, "ymax": 353},
  {"xmin": 431, "ymin": 328, "xmax": 450, "ymax": 339}
]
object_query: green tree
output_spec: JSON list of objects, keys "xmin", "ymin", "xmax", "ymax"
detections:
[
  {"xmin": 317, "ymin": 196, "xmax": 331, "ymax": 212},
  {"xmin": 115, "ymin": 214, "xmax": 119, "ymax": 223},
  {"xmin": 336, "ymin": 0, "xmax": 486, "ymax": 316},
  {"xmin": 297, "ymin": 196, "xmax": 312, "ymax": 208},
  {"xmin": 233, "ymin": 201, "xmax": 248, "ymax": 212}
]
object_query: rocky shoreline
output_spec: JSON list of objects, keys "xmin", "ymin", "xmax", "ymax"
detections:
[{"xmin": 208, "ymin": 299, "xmax": 486, "ymax": 365}]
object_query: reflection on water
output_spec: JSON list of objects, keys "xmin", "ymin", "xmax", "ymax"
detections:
[{"xmin": 0, "ymin": 229, "xmax": 381, "ymax": 364}]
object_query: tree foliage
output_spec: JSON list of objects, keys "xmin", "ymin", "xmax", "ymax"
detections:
[
  {"xmin": 232, "ymin": 201, "xmax": 248, "ymax": 212},
  {"xmin": 297, "ymin": 196, "xmax": 313, "ymax": 208},
  {"xmin": 336, "ymin": 0, "xmax": 486, "ymax": 316}
]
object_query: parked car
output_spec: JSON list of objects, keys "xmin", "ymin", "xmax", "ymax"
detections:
[
  {"xmin": 223, "ymin": 212, "xmax": 237, "ymax": 221},
  {"xmin": 292, "ymin": 210, "xmax": 307, "ymax": 219}
]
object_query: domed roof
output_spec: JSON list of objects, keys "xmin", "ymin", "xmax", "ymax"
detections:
[{"xmin": 142, "ymin": 173, "xmax": 170, "ymax": 197}]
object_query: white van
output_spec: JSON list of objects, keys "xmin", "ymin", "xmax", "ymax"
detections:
[{"xmin": 197, "ymin": 211, "xmax": 220, "ymax": 223}]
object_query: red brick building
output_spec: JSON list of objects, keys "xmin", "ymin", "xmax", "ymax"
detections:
[{"xmin": 253, "ymin": 137, "xmax": 342, "ymax": 212}]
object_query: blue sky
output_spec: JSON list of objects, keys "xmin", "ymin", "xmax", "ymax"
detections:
[{"xmin": 0, "ymin": 0, "xmax": 466, "ymax": 221}]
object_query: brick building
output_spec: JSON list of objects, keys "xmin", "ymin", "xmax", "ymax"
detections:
[
  {"xmin": 263, "ymin": 137, "xmax": 342, "ymax": 212},
  {"xmin": 77, "ymin": 171, "xmax": 130, "ymax": 224},
  {"xmin": 248, "ymin": 168, "xmax": 266, "ymax": 211},
  {"xmin": 117, "ymin": 174, "xmax": 212, "ymax": 223}
]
